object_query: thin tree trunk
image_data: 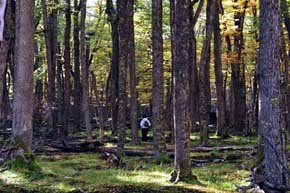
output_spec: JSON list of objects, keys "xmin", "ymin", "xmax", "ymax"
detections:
[
  {"xmin": 199, "ymin": 0, "xmax": 214, "ymax": 145},
  {"xmin": 128, "ymin": 0, "xmax": 138, "ymax": 144},
  {"xmin": 64, "ymin": 0, "xmax": 72, "ymax": 137},
  {"xmin": 12, "ymin": 0, "xmax": 34, "ymax": 161},
  {"xmin": 213, "ymin": 0, "xmax": 226, "ymax": 137},
  {"xmin": 152, "ymin": 0, "xmax": 167, "ymax": 159},
  {"xmin": 106, "ymin": 0, "xmax": 119, "ymax": 135},
  {"xmin": 73, "ymin": 0, "xmax": 82, "ymax": 131},
  {"xmin": 80, "ymin": 0, "xmax": 93, "ymax": 142}
]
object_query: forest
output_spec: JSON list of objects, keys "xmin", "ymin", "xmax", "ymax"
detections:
[{"xmin": 0, "ymin": 0, "xmax": 289, "ymax": 192}]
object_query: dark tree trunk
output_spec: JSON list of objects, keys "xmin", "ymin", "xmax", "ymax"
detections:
[
  {"xmin": 106, "ymin": 0, "xmax": 119, "ymax": 135},
  {"xmin": 80, "ymin": 0, "xmax": 93, "ymax": 142},
  {"xmin": 56, "ymin": 44, "xmax": 64, "ymax": 138},
  {"xmin": 64, "ymin": 0, "xmax": 72, "ymax": 137},
  {"xmin": 116, "ymin": 0, "xmax": 129, "ymax": 155},
  {"xmin": 170, "ymin": 0, "xmax": 193, "ymax": 183},
  {"xmin": 12, "ymin": 0, "xmax": 34, "ymax": 160},
  {"xmin": 73, "ymin": 0, "xmax": 82, "ymax": 131},
  {"xmin": 127, "ymin": 0, "xmax": 138, "ymax": 145},
  {"xmin": 189, "ymin": 0, "xmax": 203, "ymax": 133},
  {"xmin": 231, "ymin": 0, "xmax": 247, "ymax": 134},
  {"xmin": 41, "ymin": 0, "xmax": 57, "ymax": 131},
  {"xmin": 151, "ymin": 0, "xmax": 167, "ymax": 158},
  {"xmin": 169, "ymin": 0, "xmax": 175, "ymax": 142},
  {"xmin": 199, "ymin": 0, "xmax": 214, "ymax": 145},
  {"xmin": 213, "ymin": 0, "xmax": 226, "ymax": 137},
  {"xmin": 258, "ymin": 0, "xmax": 289, "ymax": 191}
]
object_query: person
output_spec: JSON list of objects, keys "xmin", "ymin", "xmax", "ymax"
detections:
[{"xmin": 140, "ymin": 117, "xmax": 151, "ymax": 141}]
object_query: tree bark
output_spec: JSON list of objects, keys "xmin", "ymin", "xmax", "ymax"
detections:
[
  {"xmin": 151, "ymin": 0, "xmax": 167, "ymax": 159},
  {"xmin": 106, "ymin": 0, "xmax": 119, "ymax": 135},
  {"xmin": 213, "ymin": 0, "xmax": 226, "ymax": 137},
  {"xmin": 80, "ymin": 0, "xmax": 93, "ymax": 142},
  {"xmin": 170, "ymin": 0, "xmax": 193, "ymax": 183},
  {"xmin": 41, "ymin": 0, "xmax": 57, "ymax": 131},
  {"xmin": 64, "ymin": 0, "xmax": 72, "ymax": 137},
  {"xmin": 12, "ymin": 0, "xmax": 34, "ymax": 160},
  {"xmin": 116, "ymin": 0, "xmax": 129, "ymax": 155},
  {"xmin": 258, "ymin": 0, "xmax": 289, "ymax": 191},
  {"xmin": 199, "ymin": 0, "xmax": 214, "ymax": 145},
  {"xmin": 73, "ymin": 0, "xmax": 82, "ymax": 132},
  {"xmin": 231, "ymin": 0, "xmax": 247, "ymax": 134},
  {"xmin": 127, "ymin": 0, "xmax": 138, "ymax": 145}
]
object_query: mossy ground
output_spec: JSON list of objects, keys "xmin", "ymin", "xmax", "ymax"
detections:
[{"xmin": 0, "ymin": 132, "xmax": 256, "ymax": 193}]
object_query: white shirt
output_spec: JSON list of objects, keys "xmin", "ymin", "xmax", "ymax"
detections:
[{"xmin": 140, "ymin": 118, "xmax": 151, "ymax": 129}]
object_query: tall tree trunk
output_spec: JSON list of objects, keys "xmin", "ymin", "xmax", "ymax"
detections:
[
  {"xmin": 56, "ymin": 44, "xmax": 64, "ymax": 138},
  {"xmin": 80, "ymin": 0, "xmax": 93, "ymax": 142},
  {"xmin": 106, "ymin": 0, "xmax": 119, "ymax": 135},
  {"xmin": 128, "ymin": 0, "xmax": 138, "ymax": 144},
  {"xmin": 116, "ymin": 0, "xmax": 129, "ymax": 155},
  {"xmin": 199, "ymin": 0, "xmax": 214, "ymax": 145},
  {"xmin": 170, "ymin": 0, "xmax": 193, "ymax": 183},
  {"xmin": 189, "ymin": 0, "xmax": 203, "ymax": 133},
  {"xmin": 41, "ymin": 0, "xmax": 57, "ymax": 131},
  {"xmin": 213, "ymin": 0, "xmax": 226, "ymax": 137},
  {"xmin": 64, "ymin": 0, "xmax": 72, "ymax": 137},
  {"xmin": 152, "ymin": 0, "xmax": 167, "ymax": 159},
  {"xmin": 258, "ymin": 0, "xmax": 289, "ymax": 191},
  {"xmin": 169, "ymin": 0, "xmax": 175, "ymax": 142},
  {"xmin": 12, "ymin": 0, "xmax": 34, "ymax": 161},
  {"xmin": 231, "ymin": 0, "xmax": 247, "ymax": 134},
  {"xmin": 73, "ymin": 0, "xmax": 82, "ymax": 131}
]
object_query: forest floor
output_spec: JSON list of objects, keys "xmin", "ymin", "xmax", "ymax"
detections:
[{"xmin": 0, "ymin": 130, "xmax": 258, "ymax": 193}]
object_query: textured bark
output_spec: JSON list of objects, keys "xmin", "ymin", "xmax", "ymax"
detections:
[
  {"xmin": 41, "ymin": 0, "xmax": 57, "ymax": 131},
  {"xmin": 258, "ymin": 0, "xmax": 289, "ymax": 191},
  {"xmin": 189, "ymin": 1, "xmax": 202, "ymax": 132},
  {"xmin": 171, "ymin": 0, "xmax": 193, "ymax": 182},
  {"xmin": 56, "ymin": 44, "xmax": 64, "ymax": 138},
  {"xmin": 64, "ymin": 0, "xmax": 72, "ymax": 136},
  {"xmin": 199, "ymin": 0, "xmax": 214, "ymax": 145},
  {"xmin": 80, "ymin": 0, "xmax": 93, "ymax": 142},
  {"xmin": 73, "ymin": 0, "xmax": 82, "ymax": 131},
  {"xmin": 231, "ymin": 0, "xmax": 247, "ymax": 134},
  {"xmin": 213, "ymin": 0, "xmax": 226, "ymax": 137},
  {"xmin": 151, "ymin": 0, "xmax": 167, "ymax": 158},
  {"xmin": 128, "ymin": 0, "xmax": 138, "ymax": 144},
  {"xmin": 0, "ymin": 0, "xmax": 6, "ymax": 41},
  {"xmin": 12, "ymin": 0, "xmax": 34, "ymax": 158},
  {"xmin": 106, "ymin": 0, "xmax": 119, "ymax": 134},
  {"xmin": 169, "ymin": 0, "xmax": 175, "ymax": 142},
  {"xmin": 116, "ymin": 0, "xmax": 129, "ymax": 155}
]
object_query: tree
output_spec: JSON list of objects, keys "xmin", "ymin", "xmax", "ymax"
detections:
[
  {"xmin": 64, "ymin": 0, "xmax": 72, "ymax": 137},
  {"xmin": 258, "ymin": 0, "xmax": 289, "ymax": 191},
  {"xmin": 106, "ymin": 0, "xmax": 119, "ymax": 135},
  {"xmin": 12, "ymin": 0, "xmax": 35, "ymax": 161},
  {"xmin": 170, "ymin": 0, "xmax": 194, "ymax": 183},
  {"xmin": 80, "ymin": 0, "xmax": 93, "ymax": 142},
  {"xmin": 151, "ymin": 0, "xmax": 167, "ymax": 158},
  {"xmin": 199, "ymin": 0, "xmax": 214, "ymax": 145},
  {"xmin": 116, "ymin": 0, "xmax": 129, "ymax": 154},
  {"xmin": 213, "ymin": 0, "xmax": 227, "ymax": 137},
  {"xmin": 0, "ymin": 0, "xmax": 13, "ymax": 129},
  {"xmin": 128, "ymin": 0, "xmax": 138, "ymax": 144},
  {"xmin": 41, "ymin": 0, "xmax": 58, "ymax": 132},
  {"xmin": 73, "ymin": 0, "xmax": 82, "ymax": 131}
]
